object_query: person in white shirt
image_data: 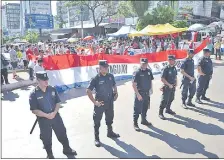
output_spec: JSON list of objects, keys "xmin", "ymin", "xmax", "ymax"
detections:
[{"xmin": 34, "ymin": 58, "xmax": 45, "ymax": 76}]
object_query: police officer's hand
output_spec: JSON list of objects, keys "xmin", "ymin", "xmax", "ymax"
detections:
[
  {"xmin": 46, "ymin": 112, "xmax": 57, "ymax": 119},
  {"xmin": 114, "ymin": 93, "xmax": 118, "ymax": 101},
  {"xmin": 169, "ymin": 84, "xmax": 173, "ymax": 89},
  {"xmin": 137, "ymin": 93, "xmax": 143, "ymax": 101},
  {"xmin": 200, "ymin": 72, "xmax": 206, "ymax": 76},
  {"xmin": 190, "ymin": 77, "xmax": 195, "ymax": 82},
  {"xmin": 94, "ymin": 101, "xmax": 104, "ymax": 107}
]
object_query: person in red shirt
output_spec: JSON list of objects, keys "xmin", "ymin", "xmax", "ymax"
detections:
[{"xmin": 26, "ymin": 44, "xmax": 34, "ymax": 61}]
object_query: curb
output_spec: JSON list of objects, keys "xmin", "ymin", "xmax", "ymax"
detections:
[{"xmin": 1, "ymin": 80, "xmax": 37, "ymax": 92}]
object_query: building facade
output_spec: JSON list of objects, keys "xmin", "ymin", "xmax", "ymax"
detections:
[{"xmin": 4, "ymin": 3, "xmax": 21, "ymax": 35}]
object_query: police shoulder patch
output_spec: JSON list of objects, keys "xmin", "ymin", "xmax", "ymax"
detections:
[{"xmin": 52, "ymin": 91, "xmax": 55, "ymax": 96}]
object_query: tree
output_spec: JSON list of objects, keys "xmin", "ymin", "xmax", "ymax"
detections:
[
  {"xmin": 55, "ymin": 2, "xmax": 67, "ymax": 28},
  {"xmin": 151, "ymin": 5, "xmax": 175, "ymax": 25},
  {"xmin": 136, "ymin": 5, "xmax": 175, "ymax": 30},
  {"xmin": 129, "ymin": 1, "xmax": 149, "ymax": 19},
  {"xmin": 117, "ymin": 1, "xmax": 136, "ymax": 18},
  {"xmin": 66, "ymin": 1, "xmax": 119, "ymax": 27},
  {"xmin": 171, "ymin": 20, "xmax": 189, "ymax": 28},
  {"xmin": 24, "ymin": 31, "xmax": 39, "ymax": 43}
]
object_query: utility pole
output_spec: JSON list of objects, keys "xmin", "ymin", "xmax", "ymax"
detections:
[{"xmin": 80, "ymin": 5, "xmax": 84, "ymax": 38}]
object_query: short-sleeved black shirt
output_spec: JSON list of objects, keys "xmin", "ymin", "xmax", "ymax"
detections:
[
  {"xmin": 161, "ymin": 65, "xmax": 177, "ymax": 84},
  {"xmin": 29, "ymin": 86, "xmax": 61, "ymax": 114},
  {"xmin": 87, "ymin": 73, "xmax": 116, "ymax": 102},
  {"xmin": 198, "ymin": 57, "xmax": 213, "ymax": 75},
  {"xmin": 180, "ymin": 57, "xmax": 195, "ymax": 78},
  {"xmin": 132, "ymin": 68, "xmax": 154, "ymax": 92}
]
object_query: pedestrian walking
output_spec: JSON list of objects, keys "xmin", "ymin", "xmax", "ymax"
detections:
[
  {"xmin": 86, "ymin": 60, "xmax": 120, "ymax": 147},
  {"xmin": 159, "ymin": 55, "xmax": 178, "ymax": 120},
  {"xmin": 195, "ymin": 48, "xmax": 213, "ymax": 104},
  {"xmin": 29, "ymin": 71, "xmax": 77, "ymax": 158},
  {"xmin": 132, "ymin": 58, "xmax": 154, "ymax": 131},
  {"xmin": 180, "ymin": 49, "xmax": 196, "ymax": 109}
]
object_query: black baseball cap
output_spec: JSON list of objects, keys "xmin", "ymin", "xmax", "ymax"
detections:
[
  {"xmin": 36, "ymin": 71, "xmax": 49, "ymax": 81},
  {"xmin": 168, "ymin": 55, "xmax": 176, "ymax": 60},
  {"xmin": 140, "ymin": 58, "xmax": 148, "ymax": 64},
  {"xmin": 99, "ymin": 60, "xmax": 109, "ymax": 67}
]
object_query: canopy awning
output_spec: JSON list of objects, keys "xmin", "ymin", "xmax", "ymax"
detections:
[
  {"xmin": 129, "ymin": 23, "xmax": 187, "ymax": 37},
  {"xmin": 107, "ymin": 25, "xmax": 136, "ymax": 37}
]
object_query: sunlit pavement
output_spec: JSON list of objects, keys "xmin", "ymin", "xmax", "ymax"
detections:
[{"xmin": 1, "ymin": 62, "xmax": 224, "ymax": 158}]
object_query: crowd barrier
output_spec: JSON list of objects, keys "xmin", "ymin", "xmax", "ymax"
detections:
[{"xmin": 41, "ymin": 38, "xmax": 209, "ymax": 93}]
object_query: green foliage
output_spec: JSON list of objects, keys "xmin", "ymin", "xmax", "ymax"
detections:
[
  {"xmin": 151, "ymin": 5, "xmax": 174, "ymax": 25},
  {"xmin": 130, "ymin": 0, "xmax": 149, "ymax": 18},
  {"xmin": 24, "ymin": 31, "xmax": 39, "ymax": 43},
  {"xmin": 136, "ymin": 5, "xmax": 175, "ymax": 30},
  {"xmin": 117, "ymin": 1, "xmax": 136, "ymax": 18},
  {"xmin": 55, "ymin": 2, "xmax": 67, "ymax": 28},
  {"xmin": 171, "ymin": 20, "xmax": 189, "ymax": 28}
]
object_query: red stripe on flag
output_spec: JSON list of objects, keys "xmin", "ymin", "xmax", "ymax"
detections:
[{"xmin": 42, "ymin": 39, "xmax": 208, "ymax": 70}]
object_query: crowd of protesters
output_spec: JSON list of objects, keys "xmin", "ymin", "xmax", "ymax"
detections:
[{"xmin": 1, "ymin": 33, "xmax": 223, "ymax": 85}]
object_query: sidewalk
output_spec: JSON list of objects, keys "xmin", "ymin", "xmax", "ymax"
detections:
[{"xmin": 1, "ymin": 71, "xmax": 36, "ymax": 92}]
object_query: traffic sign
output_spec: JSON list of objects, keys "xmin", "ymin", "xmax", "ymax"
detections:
[{"xmin": 25, "ymin": 14, "xmax": 54, "ymax": 29}]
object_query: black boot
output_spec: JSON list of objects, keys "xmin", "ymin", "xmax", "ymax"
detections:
[
  {"xmin": 141, "ymin": 118, "xmax": 152, "ymax": 126},
  {"xmin": 94, "ymin": 128, "xmax": 101, "ymax": 147},
  {"xmin": 46, "ymin": 150, "xmax": 54, "ymax": 159},
  {"xmin": 63, "ymin": 147, "xmax": 77, "ymax": 156},
  {"xmin": 201, "ymin": 96, "xmax": 210, "ymax": 101},
  {"xmin": 195, "ymin": 97, "xmax": 203, "ymax": 104},
  {"xmin": 187, "ymin": 98, "xmax": 195, "ymax": 107},
  {"xmin": 182, "ymin": 100, "xmax": 188, "ymax": 109},
  {"xmin": 159, "ymin": 108, "xmax": 166, "ymax": 120},
  {"xmin": 165, "ymin": 109, "xmax": 176, "ymax": 115},
  {"xmin": 107, "ymin": 126, "xmax": 120, "ymax": 138},
  {"xmin": 134, "ymin": 121, "xmax": 140, "ymax": 131}
]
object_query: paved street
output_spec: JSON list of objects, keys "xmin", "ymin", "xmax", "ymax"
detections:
[{"xmin": 1, "ymin": 61, "xmax": 224, "ymax": 158}]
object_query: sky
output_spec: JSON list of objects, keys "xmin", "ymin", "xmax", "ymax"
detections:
[{"xmin": 2, "ymin": 1, "xmax": 57, "ymax": 15}]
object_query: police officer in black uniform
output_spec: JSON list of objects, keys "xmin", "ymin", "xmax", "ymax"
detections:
[
  {"xmin": 195, "ymin": 48, "xmax": 213, "ymax": 104},
  {"xmin": 180, "ymin": 49, "xmax": 196, "ymax": 108},
  {"xmin": 29, "ymin": 71, "xmax": 76, "ymax": 159},
  {"xmin": 132, "ymin": 58, "xmax": 154, "ymax": 131},
  {"xmin": 86, "ymin": 60, "xmax": 120, "ymax": 147},
  {"xmin": 159, "ymin": 55, "xmax": 177, "ymax": 120}
]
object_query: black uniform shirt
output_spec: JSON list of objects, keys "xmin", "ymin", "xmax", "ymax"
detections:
[
  {"xmin": 198, "ymin": 57, "xmax": 213, "ymax": 75},
  {"xmin": 161, "ymin": 65, "xmax": 177, "ymax": 84},
  {"xmin": 133, "ymin": 68, "xmax": 154, "ymax": 92},
  {"xmin": 181, "ymin": 57, "xmax": 195, "ymax": 78},
  {"xmin": 87, "ymin": 73, "xmax": 116, "ymax": 102},
  {"xmin": 29, "ymin": 86, "xmax": 61, "ymax": 113}
]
